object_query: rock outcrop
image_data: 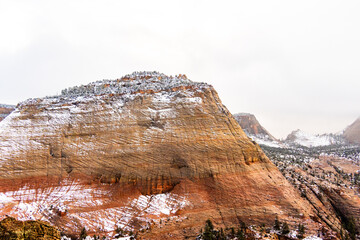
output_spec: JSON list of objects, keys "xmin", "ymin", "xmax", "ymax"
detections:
[
  {"xmin": 344, "ymin": 117, "xmax": 360, "ymax": 145},
  {"xmin": 0, "ymin": 104, "xmax": 15, "ymax": 122},
  {"xmin": 233, "ymin": 113, "xmax": 276, "ymax": 140},
  {"xmin": 0, "ymin": 217, "xmax": 60, "ymax": 240},
  {"xmin": 0, "ymin": 72, "xmax": 321, "ymax": 239},
  {"xmin": 233, "ymin": 113, "xmax": 283, "ymax": 148}
]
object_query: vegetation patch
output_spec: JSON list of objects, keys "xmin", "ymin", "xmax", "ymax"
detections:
[{"xmin": 0, "ymin": 217, "xmax": 60, "ymax": 240}]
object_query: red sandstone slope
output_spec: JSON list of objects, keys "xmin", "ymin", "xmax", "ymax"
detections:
[{"xmin": 0, "ymin": 72, "xmax": 323, "ymax": 239}]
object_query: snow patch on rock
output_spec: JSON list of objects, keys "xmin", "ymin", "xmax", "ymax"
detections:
[
  {"xmin": 303, "ymin": 236, "xmax": 322, "ymax": 240},
  {"xmin": 248, "ymin": 134, "xmax": 286, "ymax": 148},
  {"xmin": 1, "ymin": 179, "xmax": 190, "ymax": 235}
]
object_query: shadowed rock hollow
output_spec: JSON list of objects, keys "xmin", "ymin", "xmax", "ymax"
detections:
[{"xmin": 0, "ymin": 72, "xmax": 321, "ymax": 239}]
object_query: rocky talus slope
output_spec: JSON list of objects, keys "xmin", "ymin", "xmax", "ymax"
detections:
[
  {"xmin": 266, "ymin": 146, "xmax": 360, "ymax": 239},
  {"xmin": 0, "ymin": 104, "xmax": 15, "ymax": 122},
  {"xmin": 0, "ymin": 72, "xmax": 323, "ymax": 239},
  {"xmin": 344, "ymin": 117, "xmax": 360, "ymax": 145}
]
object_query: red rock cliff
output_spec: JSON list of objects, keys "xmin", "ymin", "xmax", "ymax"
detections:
[{"xmin": 0, "ymin": 72, "xmax": 320, "ymax": 239}]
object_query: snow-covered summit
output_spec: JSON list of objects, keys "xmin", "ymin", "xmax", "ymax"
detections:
[
  {"xmin": 18, "ymin": 71, "xmax": 209, "ymax": 107},
  {"xmin": 60, "ymin": 71, "xmax": 207, "ymax": 98},
  {"xmin": 285, "ymin": 129, "xmax": 344, "ymax": 147}
]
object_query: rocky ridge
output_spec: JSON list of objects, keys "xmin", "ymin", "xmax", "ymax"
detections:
[
  {"xmin": 0, "ymin": 104, "xmax": 15, "ymax": 122},
  {"xmin": 233, "ymin": 113, "xmax": 283, "ymax": 148},
  {"xmin": 0, "ymin": 72, "xmax": 327, "ymax": 239},
  {"xmin": 233, "ymin": 113, "xmax": 276, "ymax": 140},
  {"xmin": 234, "ymin": 113, "xmax": 352, "ymax": 148}
]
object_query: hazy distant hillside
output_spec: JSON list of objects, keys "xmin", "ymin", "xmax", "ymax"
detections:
[
  {"xmin": 285, "ymin": 129, "xmax": 345, "ymax": 147},
  {"xmin": 344, "ymin": 118, "xmax": 360, "ymax": 145},
  {"xmin": 233, "ymin": 113, "xmax": 283, "ymax": 148}
]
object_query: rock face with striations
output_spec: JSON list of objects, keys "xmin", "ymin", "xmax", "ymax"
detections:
[
  {"xmin": 0, "ymin": 72, "xmax": 321, "ymax": 239},
  {"xmin": 0, "ymin": 104, "xmax": 15, "ymax": 122}
]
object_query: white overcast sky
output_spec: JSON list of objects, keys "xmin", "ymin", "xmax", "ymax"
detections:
[{"xmin": 0, "ymin": 0, "xmax": 359, "ymax": 138}]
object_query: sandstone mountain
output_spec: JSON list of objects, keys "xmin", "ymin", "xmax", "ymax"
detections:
[
  {"xmin": 0, "ymin": 72, "xmax": 324, "ymax": 239},
  {"xmin": 233, "ymin": 113, "xmax": 282, "ymax": 148},
  {"xmin": 233, "ymin": 113, "xmax": 276, "ymax": 139},
  {"xmin": 343, "ymin": 117, "xmax": 360, "ymax": 145},
  {"xmin": 0, "ymin": 104, "xmax": 15, "ymax": 122}
]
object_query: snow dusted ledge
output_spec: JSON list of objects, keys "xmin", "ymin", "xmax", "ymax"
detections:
[{"xmin": 18, "ymin": 71, "xmax": 209, "ymax": 108}]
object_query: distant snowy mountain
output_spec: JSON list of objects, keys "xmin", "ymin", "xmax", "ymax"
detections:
[
  {"xmin": 233, "ymin": 113, "xmax": 285, "ymax": 148},
  {"xmin": 285, "ymin": 129, "xmax": 345, "ymax": 147},
  {"xmin": 233, "ymin": 113, "xmax": 352, "ymax": 149}
]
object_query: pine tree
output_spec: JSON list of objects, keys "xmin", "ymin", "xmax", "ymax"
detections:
[
  {"xmin": 274, "ymin": 216, "xmax": 281, "ymax": 230},
  {"xmin": 236, "ymin": 228, "xmax": 246, "ymax": 240},
  {"xmin": 230, "ymin": 227, "xmax": 235, "ymax": 237},
  {"xmin": 203, "ymin": 219, "xmax": 216, "ymax": 240},
  {"xmin": 240, "ymin": 221, "xmax": 246, "ymax": 230},
  {"xmin": 346, "ymin": 217, "xmax": 357, "ymax": 240},
  {"xmin": 282, "ymin": 222, "xmax": 290, "ymax": 235},
  {"xmin": 80, "ymin": 227, "xmax": 87, "ymax": 240},
  {"xmin": 297, "ymin": 223, "xmax": 305, "ymax": 239},
  {"xmin": 219, "ymin": 228, "xmax": 226, "ymax": 240}
]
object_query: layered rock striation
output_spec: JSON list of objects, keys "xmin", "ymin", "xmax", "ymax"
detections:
[{"xmin": 0, "ymin": 72, "xmax": 320, "ymax": 238}]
